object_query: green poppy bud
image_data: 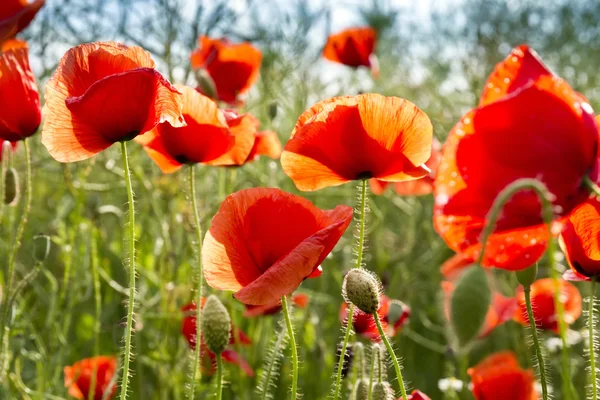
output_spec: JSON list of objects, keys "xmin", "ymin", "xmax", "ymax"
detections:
[
  {"xmin": 372, "ymin": 381, "xmax": 394, "ymax": 400},
  {"xmin": 201, "ymin": 295, "xmax": 231, "ymax": 355},
  {"xmin": 342, "ymin": 269, "xmax": 381, "ymax": 314},
  {"xmin": 4, "ymin": 167, "xmax": 19, "ymax": 205}
]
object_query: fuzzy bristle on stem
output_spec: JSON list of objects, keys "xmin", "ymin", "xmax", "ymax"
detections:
[
  {"xmin": 523, "ymin": 286, "xmax": 549, "ymax": 400},
  {"xmin": 589, "ymin": 277, "xmax": 598, "ymax": 400}
]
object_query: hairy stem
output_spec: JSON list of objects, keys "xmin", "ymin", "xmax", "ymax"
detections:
[
  {"xmin": 89, "ymin": 227, "xmax": 102, "ymax": 400},
  {"xmin": 119, "ymin": 141, "xmax": 137, "ymax": 400},
  {"xmin": 374, "ymin": 312, "xmax": 407, "ymax": 399},
  {"xmin": 589, "ymin": 277, "xmax": 598, "ymax": 400},
  {"xmin": 524, "ymin": 286, "xmax": 549, "ymax": 400},
  {"xmin": 187, "ymin": 165, "xmax": 204, "ymax": 399},
  {"xmin": 0, "ymin": 138, "xmax": 32, "ymax": 381},
  {"xmin": 368, "ymin": 345, "xmax": 377, "ymax": 400},
  {"xmin": 282, "ymin": 296, "xmax": 298, "ymax": 399},
  {"xmin": 216, "ymin": 354, "xmax": 223, "ymax": 400}
]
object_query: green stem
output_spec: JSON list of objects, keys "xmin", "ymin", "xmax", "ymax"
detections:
[
  {"xmin": 118, "ymin": 141, "xmax": 136, "ymax": 400},
  {"xmin": 373, "ymin": 312, "xmax": 407, "ymax": 400},
  {"xmin": 89, "ymin": 227, "xmax": 102, "ymax": 400},
  {"xmin": 589, "ymin": 277, "xmax": 597, "ymax": 400},
  {"xmin": 333, "ymin": 180, "xmax": 368, "ymax": 399},
  {"xmin": 368, "ymin": 346, "xmax": 377, "ymax": 400},
  {"xmin": 187, "ymin": 165, "xmax": 204, "ymax": 399},
  {"xmin": 0, "ymin": 138, "xmax": 32, "ymax": 381},
  {"xmin": 524, "ymin": 286, "xmax": 549, "ymax": 400},
  {"xmin": 216, "ymin": 354, "xmax": 223, "ymax": 400},
  {"xmin": 0, "ymin": 141, "xmax": 7, "ymax": 220},
  {"xmin": 259, "ymin": 323, "xmax": 287, "ymax": 400},
  {"xmin": 282, "ymin": 296, "xmax": 298, "ymax": 400},
  {"xmin": 584, "ymin": 175, "xmax": 600, "ymax": 197}
]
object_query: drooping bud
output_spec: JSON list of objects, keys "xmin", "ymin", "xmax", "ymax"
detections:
[
  {"xmin": 33, "ymin": 234, "xmax": 51, "ymax": 263},
  {"xmin": 342, "ymin": 269, "xmax": 381, "ymax": 314},
  {"xmin": 201, "ymin": 295, "xmax": 231, "ymax": 355},
  {"xmin": 349, "ymin": 378, "xmax": 369, "ymax": 400},
  {"xmin": 195, "ymin": 68, "xmax": 217, "ymax": 101},
  {"xmin": 268, "ymin": 101, "xmax": 278, "ymax": 121},
  {"xmin": 370, "ymin": 343, "xmax": 387, "ymax": 381},
  {"xmin": 4, "ymin": 167, "xmax": 19, "ymax": 205},
  {"xmin": 516, "ymin": 264, "xmax": 538, "ymax": 288},
  {"xmin": 449, "ymin": 265, "xmax": 491, "ymax": 349},
  {"xmin": 372, "ymin": 381, "xmax": 394, "ymax": 400}
]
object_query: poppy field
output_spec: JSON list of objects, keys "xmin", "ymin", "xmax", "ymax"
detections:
[{"xmin": 2, "ymin": 1, "xmax": 600, "ymax": 399}]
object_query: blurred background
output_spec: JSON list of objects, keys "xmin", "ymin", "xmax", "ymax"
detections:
[{"xmin": 4, "ymin": 0, "xmax": 600, "ymax": 398}]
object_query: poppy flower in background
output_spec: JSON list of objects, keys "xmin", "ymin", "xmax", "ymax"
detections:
[
  {"xmin": 181, "ymin": 302, "xmax": 254, "ymax": 376},
  {"xmin": 559, "ymin": 197, "xmax": 600, "ymax": 281},
  {"xmin": 243, "ymin": 293, "xmax": 309, "ymax": 318},
  {"xmin": 63, "ymin": 356, "xmax": 117, "ymax": 400},
  {"xmin": 0, "ymin": 41, "xmax": 41, "ymax": 142},
  {"xmin": 202, "ymin": 188, "xmax": 353, "ymax": 305},
  {"xmin": 434, "ymin": 44, "xmax": 599, "ymax": 271},
  {"xmin": 41, "ymin": 41, "xmax": 185, "ymax": 163},
  {"xmin": 467, "ymin": 351, "xmax": 537, "ymax": 400},
  {"xmin": 246, "ymin": 129, "xmax": 282, "ymax": 162},
  {"xmin": 370, "ymin": 138, "xmax": 442, "ymax": 196},
  {"xmin": 407, "ymin": 390, "xmax": 431, "ymax": 400},
  {"xmin": 135, "ymin": 85, "xmax": 234, "ymax": 173},
  {"xmin": 339, "ymin": 295, "xmax": 411, "ymax": 341},
  {"xmin": 281, "ymin": 94, "xmax": 433, "ymax": 191},
  {"xmin": 0, "ymin": 0, "xmax": 45, "ymax": 45},
  {"xmin": 323, "ymin": 27, "xmax": 379, "ymax": 78},
  {"xmin": 190, "ymin": 36, "xmax": 262, "ymax": 104},
  {"xmin": 513, "ymin": 277, "xmax": 582, "ymax": 332},
  {"xmin": 207, "ymin": 110, "xmax": 259, "ymax": 166}
]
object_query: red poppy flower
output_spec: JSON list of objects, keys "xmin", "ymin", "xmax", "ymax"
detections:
[
  {"xmin": 135, "ymin": 85, "xmax": 234, "ymax": 173},
  {"xmin": 0, "ymin": 42, "xmax": 41, "ymax": 142},
  {"xmin": 203, "ymin": 188, "xmax": 353, "ymax": 305},
  {"xmin": 514, "ymin": 277, "xmax": 581, "ymax": 332},
  {"xmin": 0, "ymin": 140, "xmax": 17, "ymax": 161},
  {"xmin": 339, "ymin": 295, "xmax": 411, "ymax": 341},
  {"xmin": 371, "ymin": 138, "xmax": 442, "ymax": 196},
  {"xmin": 559, "ymin": 197, "xmax": 600, "ymax": 281},
  {"xmin": 0, "ymin": 0, "xmax": 45, "ymax": 45},
  {"xmin": 281, "ymin": 94, "xmax": 433, "ymax": 191},
  {"xmin": 434, "ymin": 45, "xmax": 599, "ymax": 270},
  {"xmin": 181, "ymin": 302, "xmax": 254, "ymax": 376},
  {"xmin": 41, "ymin": 42, "xmax": 185, "ymax": 163},
  {"xmin": 206, "ymin": 110, "xmax": 258, "ymax": 166},
  {"xmin": 407, "ymin": 390, "xmax": 431, "ymax": 400},
  {"xmin": 467, "ymin": 352, "xmax": 537, "ymax": 400},
  {"xmin": 246, "ymin": 130, "xmax": 282, "ymax": 162},
  {"xmin": 191, "ymin": 36, "xmax": 262, "ymax": 104},
  {"xmin": 63, "ymin": 356, "xmax": 117, "ymax": 400},
  {"xmin": 243, "ymin": 293, "xmax": 309, "ymax": 318},
  {"xmin": 323, "ymin": 27, "xmax": 379, "ymax": 77}
]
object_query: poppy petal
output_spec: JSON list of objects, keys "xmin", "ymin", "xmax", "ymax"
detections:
[
  {"xmin": 323, "ymin": 27, "xmax": 376, "ymax": 69},
  {"xmin": 559, "ymin": 198, "xmax": 600, "ymax": 278},
  {"xmin": 207, "ymin": 111, "xmax": 256, "ymax": 166},
  {"xmin": 0, "ymin": 0, "xmax": 44, "ymax": 44},
  {"xmin": 221, "ymin": 350, "xmax": 255, "ymax": 377}
]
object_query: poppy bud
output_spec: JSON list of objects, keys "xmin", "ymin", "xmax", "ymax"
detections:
[
  {"xmin": 353, "ymin": 342, "xmax": 365, "ymax": 379},
  {"xmin": 201, "ymin": 295, "xmax": 231, "ymax": 355},
  {"xmin": 372, "ymin": 381, "xmax": 394, "ymax": 400},
  {"xmin": 4, "ymin": 167, "xmax": 19, "ymax": 205},
  {"xmin": 449, "ymin": 265, "xmax": 491, "ymax": 349},
  {"xmin": 350, "ymin": 378, "xmax": 369, "ymax": 400},
  {"xmin": 195, "ymin": 68, "xmax": 218, "ymax": 101},
  {"xmin": 268, "ymin": 101, "xmax": 278, "ymax": 121},
  {"xmin": 515, "ymin": 264, "xmax": 538, "ymax": 288},
  {"xmin": 33, "ymin": 234, "xmax": 51, "ymax": 263},
  {"xmin": 336, "ymin": 341, "xmax": 354, "ymax": 378},
  {"xmin": 342, "ymin": 269, "xmax": 381, "ymax": 314}
]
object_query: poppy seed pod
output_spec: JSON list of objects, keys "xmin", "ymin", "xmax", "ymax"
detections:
[
  {"xmin": 33, "ymin": 234, "xmax": 51, "ymax": 263},
  {"xmin": 350, "ymin": 378, "xmax": 369, "ymax": 400},
  {"xmin": 515, "ymin": 264, "xmax": 538, "ymax": 288},
  {"xmin": 201, "ymin": 295, "xmax": 231, "ymax": 355},
  {"xmin": 4, "ymin": 167, "xmax": 18, "ymax": 205},
  {"xmin": 372, "ymin": 381, "xmax": 394, "ymax": 400},
  {"xmin": 342, "ymin": 269, "xmax": 381, "ymax": 314}
]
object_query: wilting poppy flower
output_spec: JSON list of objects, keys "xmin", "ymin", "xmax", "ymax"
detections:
[
  {"xmin": 191, "ymin": 36, "xmax": 262, "ymax": 104},
  {"xmin": 181, "ymin": 302, "xmax": 254, "ymax": 376},
  {"xmin": 339, "ymin": 294, "xmax": 411, "ymax": 341},
  {"xmin": 203, "ymin": 188, "xmax": 353, "ymax": 305},
  {"xmin": 434, "ymin": 45, "xmax": 599, "ymax": 271},
  {"xmin": 468, "ymin": 352, "xmax": 537, "ymax": 400},
  {"xmin": 0, "ymin": 0, "xmax": 45, "ymax": 45},
  {"xmin": 244, "ymin": 293, "xmax": 309, "ymax": 318},
  {"xmin": 323, "ymin": 27, "xmax": 379, "ymax": 77},
  {"xmin": 63, "ymin": 356, "xmax": 117, "ymax": 400},
  {"xmin": 0, "ymin": 140, "xmax": 17, "ymax": 161},
  {"xmin": 42, "ymin": 42, "xmax": 185, "ymax": 163},
  {"xmin": 407, "ymin": 390, "xmax": 431, "ymax": 400},
  {"xmin": 559, "ymin": 197, "xmax": 600, "ymax": 281},
  {"xmin": 0, "ymin": 42, "xmax": 41, "ymax": 142},
  {"xmin": 281, "ymin": 94, "xmax": 433, "ymax": 191},
  {"xmin": 136, "ymin": 85, "xmax": 234, "ymax": 173},
  {"xmin": 371, "ymin": 138, "xmax": 442, "ymax": 196},
  {"xmin": 514, "ymin": 277, "xmax": 581, "ymax": 332}
]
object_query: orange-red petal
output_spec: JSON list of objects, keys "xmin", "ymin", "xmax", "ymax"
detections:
[
  {"xmin": 203, "ymin": 188, "xmax": 352, "ymax": 305},
  {"xmin": 468, "ymin": 352, "xmax": 537, "ymax": 400},
  {"xmin": 246, "ymin": 130, "xmax": 282, "ymax": 162},
  {"xmin": 207, "ymin": 110, "xmax": 257, "ymax": 166},
  {"xmin": 0, "ymin": 0, "xmax": 44, "ymax": 44},
  {"xmin": 63, "ymin": 356, "xmax": 117, "ymax": 400},
  {"xmin": 42, "ymin": 42, "xmax": 184, "ymax": 163},
  {"xmin": 559, "ymin": 197, "xmax": 600, "ymax": 278},
  {"xmin": 323, "ymin": 27, "xmax": 376, "ymax": 69},
  {"xmin": 282, "ymin": 94, "xmax": 432, "ymax": 191},
  {"xmin": 0, "ymin": 44, "xmax": 41, "ymax": 141}
]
